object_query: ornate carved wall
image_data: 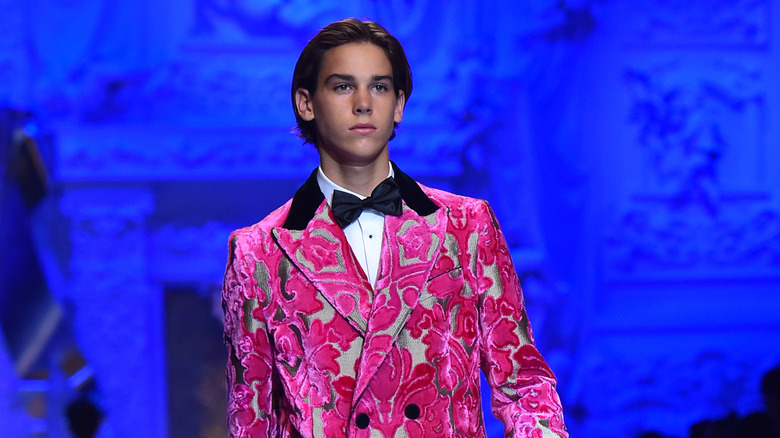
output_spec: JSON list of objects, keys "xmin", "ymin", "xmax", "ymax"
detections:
[{"xmin": 569, "ymin": 1, "xmax": 780, "ymax": 436}]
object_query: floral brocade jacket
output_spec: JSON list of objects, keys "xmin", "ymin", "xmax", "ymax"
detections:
[{"xmin": 222, "ymin": 164, "xmax": 567, "ymax": 438}]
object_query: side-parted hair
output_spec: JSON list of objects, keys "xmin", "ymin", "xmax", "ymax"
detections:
[{"xmin": 291, "ymin": 18, "xmax": 413, "ymax": 146}]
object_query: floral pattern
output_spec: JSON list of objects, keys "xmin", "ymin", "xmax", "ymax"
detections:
[{"xmin": 223, "ymin": 181, "xmax": 567, "ymax": 437}]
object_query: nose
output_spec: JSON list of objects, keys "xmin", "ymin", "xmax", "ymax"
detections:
[{"xmin": 353, "ymin": 88, "xmax": 372, "ymax": 115}]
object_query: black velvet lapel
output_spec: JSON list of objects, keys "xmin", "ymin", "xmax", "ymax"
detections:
[
  {"xmin": 391, "ymin": 161, "xmax": 440, "ymax": 217},
  {"xmin": 281, "ymin": 162, "xmax": 440, "ymax": 230},
  {"xmin": 282, "ymin": 168, "xmax": 325, "ymax": 230}
]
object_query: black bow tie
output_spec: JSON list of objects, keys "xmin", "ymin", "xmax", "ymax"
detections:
[{"xmin": 331, "ymin": 177, "xmax": 403, "ymax": 228}]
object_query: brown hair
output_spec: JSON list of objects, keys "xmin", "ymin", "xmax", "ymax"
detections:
[{"xmin": 291, "ymin": 18, "xmax": 413, "ymax": 146}]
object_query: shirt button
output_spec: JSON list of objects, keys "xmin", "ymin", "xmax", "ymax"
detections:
[
  {"xmin": 355, "ymin": 412, "xmax": 370, "ymax": 429},
  {"xmin": 404, "ymin": 404, "xmax": 420, "ymax": 420}
]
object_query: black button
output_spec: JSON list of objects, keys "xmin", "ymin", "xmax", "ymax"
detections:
[
  {"xmin": 404, "ymin": 404, "xmax": 420, "ymax": 420},
  {"xmin": 355, "ymin": 413, "xmax": 369, "ymax": 429}
]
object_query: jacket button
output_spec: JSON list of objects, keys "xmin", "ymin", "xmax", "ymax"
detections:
[
  {"xmin": 355, "ymin": 413, "xmax": 370, "ymax": 429},
  {"xmin": 404, "ymin": 404, "xmax": 420, "ymax": 420}
]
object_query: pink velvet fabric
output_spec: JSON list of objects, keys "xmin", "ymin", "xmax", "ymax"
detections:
[{"xmin": 223, "ymin": 185, "xmax": 567, "ymax": 437}]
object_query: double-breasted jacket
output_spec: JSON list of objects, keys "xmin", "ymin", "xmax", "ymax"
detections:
[{"xmin": 222, "ymin": 164, "xmax": 567, "ymax": 437}]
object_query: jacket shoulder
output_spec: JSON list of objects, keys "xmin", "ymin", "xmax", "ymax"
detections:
[
  {"xmin": 419, "ymin": 184, "xmax": 490, "ymax": 212},
  {"xmin": 418, "ymin": 184, "xmax": 502, "ymax": 235}
]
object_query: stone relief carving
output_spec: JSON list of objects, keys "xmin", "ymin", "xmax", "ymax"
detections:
[
  {"xmin": 626, "ymin": 60, "xmax": 763, "ymax": 203},
  {"xmin": 606, "ymin": 60, "xmax": 776, "ymax": 274},
  {"xmin": 607, "ymin": 201, "xmax": 780, "ymax": 274},
  {"xmin": 59, "ymin": 188, "xmax": 165, "ymax": 438},
  {"xmin": 55, "ymin": 125, "xmax": 473, "ymax": 180},
  {"xmin": 46, "ymin": 2, "xmax": 503, "ymax": 180},
  {"xmin": 120, "ymin": 56, "xmax": 295, "ymax": 127},
  {"xmin": 57, "ymin": 126, "xmax": 316, "ymax": 180},
  {"xmin": 626, "ymin": 0, "xmax": 770, "ymax": 48}
]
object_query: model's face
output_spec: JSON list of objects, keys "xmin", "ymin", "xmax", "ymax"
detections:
[{"xmin": 295, "ymin": 42, "xmax": 405, "ymax": 167}]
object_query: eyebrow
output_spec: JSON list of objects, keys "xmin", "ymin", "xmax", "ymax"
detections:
[{"xmin": 324, "ymin": 74, "xmax": 393, "ymax": 83}]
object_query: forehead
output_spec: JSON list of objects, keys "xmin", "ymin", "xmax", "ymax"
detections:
[{"xmin": 318, "ymin": 42, "xmax": 393, "ymax": 80}]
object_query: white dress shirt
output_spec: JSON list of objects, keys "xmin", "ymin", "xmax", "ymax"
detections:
[{"xmin": 317, "ymin": 167, "xmax": 394, "ymax": 289}]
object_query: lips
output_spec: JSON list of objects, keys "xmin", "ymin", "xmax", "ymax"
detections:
[{"xmin": 350, "ymin": 123, "xmax": 377, "ymax": 134}]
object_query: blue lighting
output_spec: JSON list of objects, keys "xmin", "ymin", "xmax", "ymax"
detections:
[{"xmin": 1, "ymin": 1, "xmax": 779, "ymax": 437}]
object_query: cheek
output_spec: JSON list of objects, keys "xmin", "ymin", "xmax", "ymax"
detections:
[{"xmin": 313, "ymin": 112, "xmax": 339, "ymax": 137}]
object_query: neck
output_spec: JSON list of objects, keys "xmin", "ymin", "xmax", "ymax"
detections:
[{"xmin": 318, "ymin": 151, "xmax": 390, "ymax": 196}]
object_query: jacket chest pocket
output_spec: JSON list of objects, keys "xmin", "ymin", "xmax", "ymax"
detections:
[{"xmin": 420, "ymin": 266, "xmax": 466, "ymax": 307}]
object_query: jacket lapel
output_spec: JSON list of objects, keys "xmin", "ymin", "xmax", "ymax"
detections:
[
  {"xmin": 351, "ymin": 196, "xmax": 447, "ymax": 404},
  {"xmin": 272, "ymin": 163, "xmax": 445, "ymax": 405},
  {"xmin": 272, "ymin": 171, "xmax": 374, "ymax": 334}
]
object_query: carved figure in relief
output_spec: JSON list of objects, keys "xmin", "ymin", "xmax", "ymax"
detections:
[
  {"xmin": 627, "ymin": 71, "xmax": 728, "ymax": 213},
  {"xmin": 222, "ymin": 18, "xmax": 567, "ymax": 438},
  {"xmin": 607, "ymin": 64, "xmax": 776, "ymax": 271}
]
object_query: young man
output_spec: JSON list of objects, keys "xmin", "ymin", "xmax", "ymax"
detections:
[{"xmin": 223, "ymin": 18, "xmax": 567, "ymax": 438}]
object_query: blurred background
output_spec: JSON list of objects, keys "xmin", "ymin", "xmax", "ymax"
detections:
[{"xmin": 2, "ymin": 0, "xmax": 779, "ymax": 437}]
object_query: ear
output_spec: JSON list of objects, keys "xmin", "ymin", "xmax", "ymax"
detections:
[
  {"xmin": 295, "ymin": 88, "xmax": 315, "ymax": 121},
  {"xmin": 393, "ymin": 89, "xmax": 405, "ymax": 124}
]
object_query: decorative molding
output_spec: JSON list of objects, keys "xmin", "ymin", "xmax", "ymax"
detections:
[
  {"xmin": 74, "ymin": 57, "xmax": 296, "ymax": 126},
  {"xmin": 626, "ymin": 0, "xmax": 770, "ymax": 48},
  {"xmin": 60, "ymin": 188, "xmax": 155, "ymax": 289},
  {"xmin": 55, "ymin": 124, "xmax": 467, "ymax": 181},
  {"xmin": 56, "ymin": 125, "xmax": 316, "ymax": 181},
  {"xmin": 605, "ymin": 194, "xmax": 780, "ymax": 277},
  {"xmin": 59, "ymin": 187, "xmax": 166, "ymax": 438}
]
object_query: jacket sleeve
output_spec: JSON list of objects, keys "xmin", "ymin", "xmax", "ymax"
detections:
[
  {"xmin": 475, "ymin": 201, "xmax": 568, "ymax": 438},
  {"xmin": 223, "ymin": 232, "xmax": 277, "ymax": 437}
]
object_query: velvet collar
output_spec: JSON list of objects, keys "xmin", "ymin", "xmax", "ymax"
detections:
[{"xmin": 282, "ymin": 161, "xmax": 440, "ymax": 230}]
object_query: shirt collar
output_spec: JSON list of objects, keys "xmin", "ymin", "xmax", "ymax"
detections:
[
  {"xmin": 317, "ymin": 165, "xmax": 395, "ymax": 206},
  {"xmin": 281, "ymin": 161, "xmax": 438, "ymax": 230}
]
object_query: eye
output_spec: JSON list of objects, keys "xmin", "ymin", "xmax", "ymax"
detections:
[
  {"xmin": 334, "ymin": 83, "xmax": 351, "ymax": 92},
  {"xmin": 373, "ymin": 84, "xmax": 390, "ymax": 93}
]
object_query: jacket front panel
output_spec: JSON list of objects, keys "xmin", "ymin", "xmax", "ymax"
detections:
[{"xmin": 223, "ymin": 178, "xmax": 567, "ymax": 438}]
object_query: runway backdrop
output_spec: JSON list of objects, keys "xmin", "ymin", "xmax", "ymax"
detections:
[{"xmin": 1, "ymin": 1, "xmax": 779, "ymax": 437}]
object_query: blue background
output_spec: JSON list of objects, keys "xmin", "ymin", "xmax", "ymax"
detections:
[{"xmin": 1, "ymin": 1, "xmax": 779, "ymax": 437}]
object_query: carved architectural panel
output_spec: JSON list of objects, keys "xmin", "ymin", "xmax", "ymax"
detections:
[
  {"xmin": 118, "ymin": 54, "xmax": 296, "ymax": 127},
  {"xmin": 625, "ymin": 0, "xmax": 770, "ymax": 48},
  {"xmin": 605, "ymin": 196, "xmax": 780, "ymax": 277},
  {"xmin": 60, "ymin": 188, "xmax": 167, "ymax": 438},
  {"xmin": 57, "ymin": 125, "xmax": 314, "ymax": 181},
  {"xmin": 605, "ymin": 59, "xmax": 776, "ymax": 277},
  {"xmin": 625, "ymin": 60, "xmax": 764, "ymax": 196},
  {"xmin": 55, "ymin": 124, "xmax": 471, "ymax": 181}
]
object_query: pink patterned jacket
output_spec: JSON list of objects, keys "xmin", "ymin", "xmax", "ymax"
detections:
[{"xmin": 222, "ymin": 163, "xmax": 567, "ymax": 437}]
